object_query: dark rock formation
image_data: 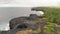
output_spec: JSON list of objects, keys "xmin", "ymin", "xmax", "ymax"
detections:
[{"xmin": 9, "ymin": 14, "xmax": 39, "ymax": 30}]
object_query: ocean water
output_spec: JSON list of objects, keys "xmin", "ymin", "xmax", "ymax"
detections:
[{"xmin": 0, "ymin": 7, "xmax": 38, "ymax": 31}]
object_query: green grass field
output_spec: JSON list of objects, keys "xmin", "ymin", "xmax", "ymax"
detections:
[{"xmin": 34, "ymin": 7, "xmax": 60, "ymax": 34}]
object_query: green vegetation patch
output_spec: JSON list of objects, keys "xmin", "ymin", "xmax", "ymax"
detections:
[{"xmin": 35, "ymin": 7, "xmax": 60, "ymax": 25}]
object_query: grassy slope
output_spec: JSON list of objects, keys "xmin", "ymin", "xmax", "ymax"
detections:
[
  {"xmin": 36, "ymin": 7, "xmax": 60, "ymax": 25},
  {"xmin": 35, "ymin": 7, "xmax": 60, "ymax": 34}
]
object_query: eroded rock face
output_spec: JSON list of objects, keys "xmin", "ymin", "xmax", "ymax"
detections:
[
  {"xmin": 9, "ymin": 17, "xmax": 28, "ymax": 29},
  {"xmin": 9, "ymin": 14, "xmax": 38, "ymax": 30}
]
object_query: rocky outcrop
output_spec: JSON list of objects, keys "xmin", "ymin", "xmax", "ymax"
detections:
[
  {"xmin": 9, "ymin": 14, "xmax": 40, "ymax": 30},
  {"xmin": 0, "ymin": 14, "xmax": 46, "ymax": 34}
]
